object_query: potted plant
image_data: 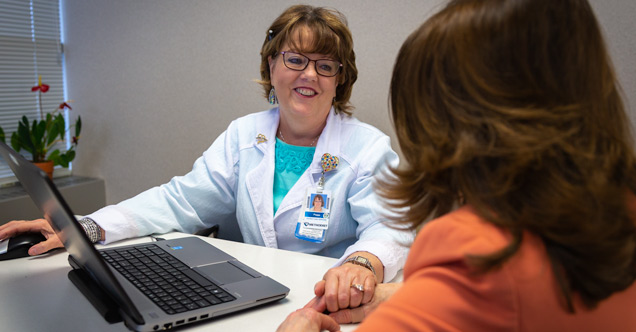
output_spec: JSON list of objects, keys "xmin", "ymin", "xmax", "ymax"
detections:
[{"xmin": 0, "ymin": 76, "xmax": 81, "ymax": 178}]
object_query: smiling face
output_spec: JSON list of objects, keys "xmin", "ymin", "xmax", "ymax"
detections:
[
  {"xmin": 269, "ymin": 27, "xmax": 338, "ymax": 124},
  {"xmin": 313, "ymin": 195, "xmax": 324, "ymax": 208}
]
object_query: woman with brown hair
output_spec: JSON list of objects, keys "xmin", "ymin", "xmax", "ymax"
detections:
[
  {"xmin": 0, "ymin": 5, "xmax": 410, "ymax": 313},
  {"xmin": 278, "ymin": 0, "xmax": 636, "ymax": 330}
]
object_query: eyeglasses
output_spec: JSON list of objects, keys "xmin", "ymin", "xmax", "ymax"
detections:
[{"xmin": 280, "ymin": 51, "xmax": 342, "ymax": 77}]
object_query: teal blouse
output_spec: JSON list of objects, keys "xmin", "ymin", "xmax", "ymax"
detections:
[{"xmin": 273, "ymin": 138, "xmax": 315, "ymax": 214}]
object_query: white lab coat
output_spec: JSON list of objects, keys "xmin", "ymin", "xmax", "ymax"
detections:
[{"xmin": 88, "ymin": 107, "xmax": 412, "ymax": 281}]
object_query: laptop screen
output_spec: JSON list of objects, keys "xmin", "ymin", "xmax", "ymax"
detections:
[{"xmin": 0, "ymin": 141, "xmax": 144, "ymax": 325}]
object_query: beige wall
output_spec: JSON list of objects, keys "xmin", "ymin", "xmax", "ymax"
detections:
[{"xmin": 62, "ymin": 0, "xmax": 636, "ymax": 205}]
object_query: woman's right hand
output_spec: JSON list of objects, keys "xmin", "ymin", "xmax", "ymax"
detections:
[
  {"xmin": 0, "ymin": 219, "xmax": 62, "ymax": 255},
  {"xmin": 276, "ymin": 308, "xmax": 340, "ymax": 332}
]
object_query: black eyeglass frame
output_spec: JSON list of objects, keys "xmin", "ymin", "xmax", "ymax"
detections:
[{"xmin": 279, "ymin": 51, "xmax": 343, "ymax": 77}]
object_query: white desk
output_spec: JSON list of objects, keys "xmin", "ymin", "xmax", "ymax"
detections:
[{"xmin": 0, "ymin": 232, "xmax": 366, "ymax": 332}]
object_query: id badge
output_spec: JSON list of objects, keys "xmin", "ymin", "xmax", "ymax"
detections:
[{"xmin": 295, "ymin": 188, "xmax": 332, "ymax": 243}]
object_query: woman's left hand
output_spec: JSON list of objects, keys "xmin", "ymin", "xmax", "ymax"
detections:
[
  {"xmin": 313, "ymin": 253, "xmax": 381, "ymax": 313},
  {"xmin": 311, "ymin": 283, "xmax": 403, "ymax": 324},
  {"xmin": 276, "ymin": 308, "xmax": 340, "ymax": 332}
]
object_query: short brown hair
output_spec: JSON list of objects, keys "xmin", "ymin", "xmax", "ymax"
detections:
[
  {"xmin": 382, "ymin": 0, "xmax": 636, "ymax": 310},
  {"xmin": 258, "ymin": 5, "xmax": 358, "ymax": 115}
]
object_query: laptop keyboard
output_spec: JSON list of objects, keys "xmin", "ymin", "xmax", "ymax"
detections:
[{"xmin": 100, "ymin": 244, "xmax": 236, "ymax": 315}]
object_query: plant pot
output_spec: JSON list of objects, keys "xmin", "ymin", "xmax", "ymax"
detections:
[{"xmin": 34, "ymin": 160, "xmax": 54, "ymax": 179}]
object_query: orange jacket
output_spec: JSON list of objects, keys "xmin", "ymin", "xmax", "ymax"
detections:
[{"xmin": 357, "ymin": 205, "xmax": 636, "ymax": 332}]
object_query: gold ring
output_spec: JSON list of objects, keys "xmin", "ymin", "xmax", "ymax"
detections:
[{"xmin": 351, "ymin": 283, "xmax": 364, "ymax": 292}]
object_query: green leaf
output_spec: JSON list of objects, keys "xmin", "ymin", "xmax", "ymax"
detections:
[
  {"xmin": 10, "ymin": 132, "xmax": 22, "ymax": 152},
  {"xmin": 20, "ymin": 115, "xmax": 29, "ymax": 128},
  {"xmin": 59, "ymin": 150, "xmax": 74, "ymax": 167},
  {"xmin": 17, "ymin": 119, "xmax": 35, "ymax": 154},
  {"xmin": 48, "ymin": 149, "xmax": 61, "ymax": 166},
  {"xmin": 55, "ymin": 114, "xmax": 66, "ymax": 140},
  {"xmin": 44, "ymin": 113, "xmax": 53, "ymax": 141},
  {"xmin": 0, "ymin": 126, "xmax": 5, "ymax": 143},
  {"xmin": 47, "ymin": 115, "xmax": 60, "ymax": 146},
  {"xmin": 50, "ymin": 150, "xmax": 75, "ymax": 168},
  {"xmin": 45, "ymin": 112, "xmax": 53, "ymax": 128},
  {"xmin": 34, "ymin": 120, "xmax": 46, "ymax": 149},
  {"xmin": 75, "ymin": 116, "xmax": 82, "ymax": 137},
  {"xmin": 47, "ymin": 124, "xmax": 59, "ymax": 146},
  {"xmin": 30, "ymin": 119, "xmax": 40, "ymax": 153}
]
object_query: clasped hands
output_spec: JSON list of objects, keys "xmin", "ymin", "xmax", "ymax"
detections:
[
  {"xmin": 277, "ymin": 280, "xmax": 400, "ymax": 332},
  {"xmin": 277, "ymin": 253, "xmax": 401, "ymax": 332}
]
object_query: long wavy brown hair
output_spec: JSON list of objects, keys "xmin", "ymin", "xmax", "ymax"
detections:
[
  {"xmin": 380, "ymin": 0, "xmax": 636, "ymax": 311},
  {"xmin": 258, "ymin": 5, "xmax": 358, "ymax": 115}
]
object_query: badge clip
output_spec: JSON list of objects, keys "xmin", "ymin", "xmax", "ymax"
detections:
[{"xmin": 318, "ymin": 153, "xmax": 339, "ymax": 192}]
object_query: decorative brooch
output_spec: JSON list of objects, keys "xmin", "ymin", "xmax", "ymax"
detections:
[
  {"xmin": 317, "ymin": 153, "xmax": 339, "ymax": 190},
  {"xmin": 256, "ymin": 134, "xmax": 268, "ymax": 144},
  {"xmin": 320, "ymin": 153, "xmax": 339, "ymax": 173}
]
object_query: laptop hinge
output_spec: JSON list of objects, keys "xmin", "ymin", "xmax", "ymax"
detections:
[{"xmin": 67, "ymin": 256, "xmax": 123, "ymax": 324}]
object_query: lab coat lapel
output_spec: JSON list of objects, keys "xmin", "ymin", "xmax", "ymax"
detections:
[
  {"xmin": 310, "ymin": 108, "xmax": 343, "ymax": 178},
  {"xmin": 245, "ymin": 109, "xmax": 279, "ymax": 248}
]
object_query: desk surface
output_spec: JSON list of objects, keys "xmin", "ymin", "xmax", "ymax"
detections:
[{"xmin": 0, "ymin": 233, "xmax": 370, "ymax": 332}]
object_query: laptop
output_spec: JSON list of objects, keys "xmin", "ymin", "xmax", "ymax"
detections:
[{"xmin": 0, "ymin": 141, "xmax": 289, "ymax": 331}]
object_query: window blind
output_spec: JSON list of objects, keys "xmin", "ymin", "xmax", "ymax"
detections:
[{"xmin": 0, "ymin": 0, "xmax": 65, "ymax": 184}]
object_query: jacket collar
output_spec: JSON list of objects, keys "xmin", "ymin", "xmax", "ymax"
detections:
[
  {"xmin": 252, "ymin": 107, "xmax": 280, "ymax": 155},
  {"xmin": 252, "ymin": 106, "xmax": 344, "ymax": 176}
]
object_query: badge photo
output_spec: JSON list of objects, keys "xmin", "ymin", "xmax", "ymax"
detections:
[{"xmin": 295, "ymin": 189, "xmax": 332, "ymax": 243}]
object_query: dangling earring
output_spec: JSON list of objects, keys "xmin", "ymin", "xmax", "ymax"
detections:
[{"xmin": 269, "ymin": 87, "xmax": 278, "ymax": 105}]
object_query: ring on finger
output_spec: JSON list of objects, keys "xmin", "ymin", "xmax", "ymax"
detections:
[{"xmin": 351, "ymin": 283, "xmax": 364, "ymax": 292}]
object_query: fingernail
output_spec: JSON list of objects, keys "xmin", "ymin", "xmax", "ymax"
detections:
[{"xmin": 28, "ymin": 247, "xmax": 39, "ymax": 255}]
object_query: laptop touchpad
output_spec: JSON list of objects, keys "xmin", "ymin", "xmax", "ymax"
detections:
[{"xmin": 195, "ymin": 262, "xmax": 254, "ymax": 285}]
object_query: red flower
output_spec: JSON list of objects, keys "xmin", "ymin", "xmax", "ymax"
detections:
[
  {"xmin": 31, "ymin": 84, "xmax": 50, "ymax": 92},
  {"xmin": 31, "ymin": 76, "xmax": 50, "ymax": 93},
  {"xmin": 59, "ymin": 102, "xmax": 72, "ymax": 110},
  {"xmin": 72, "ymin": 136, "xmax": 80, "ymax": 145}
]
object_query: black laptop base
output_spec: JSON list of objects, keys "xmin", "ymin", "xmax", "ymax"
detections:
[{"xmin": 68, "ymin": 259, "xmax": 123, "ymax": 324}]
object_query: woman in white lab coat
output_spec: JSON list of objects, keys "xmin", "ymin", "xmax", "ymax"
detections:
[{"xmin": 0, "ymin": 5, "xmax": 411, "ymax": 313}]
